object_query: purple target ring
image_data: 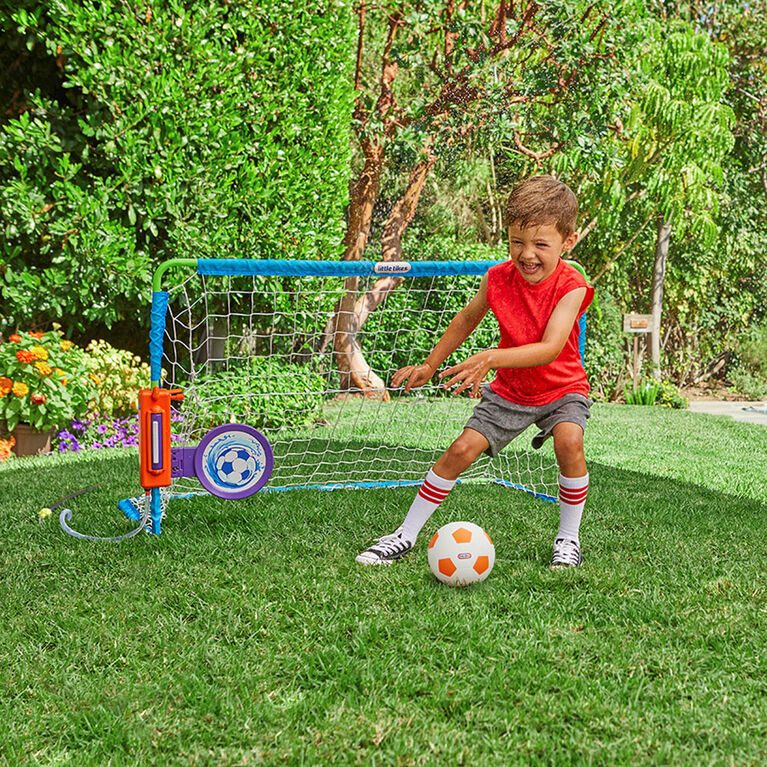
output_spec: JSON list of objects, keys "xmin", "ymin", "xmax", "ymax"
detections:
[{"xmin": 194, "ymin": 424, "xmax": 274, "ymax": 499}]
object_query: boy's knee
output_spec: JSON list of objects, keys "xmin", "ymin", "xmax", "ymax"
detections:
[
  {"xmin": 553, "ymin": 423, "xmax": 584, "ymax": 457},
  {"xmin": 447, "ymin": 438, "xmax": 479, "ymax": 465}
]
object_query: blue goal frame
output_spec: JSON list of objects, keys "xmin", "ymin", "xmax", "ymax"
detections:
[{"xmin": 137, "ymin": 258, "xmax": 591, "ymax": 534}]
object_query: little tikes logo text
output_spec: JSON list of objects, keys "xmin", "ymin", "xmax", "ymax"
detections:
[{"xmin": 373, "ymin": 262, "xmax": 412, "ymax": 275}]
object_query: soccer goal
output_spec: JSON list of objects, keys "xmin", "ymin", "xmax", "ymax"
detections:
[{"xmin": 120, "ymin": 258, "xmax": 588, "ymax": 535}]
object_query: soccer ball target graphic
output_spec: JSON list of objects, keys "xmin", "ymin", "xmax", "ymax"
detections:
[
  {"xmin": 216, "ymin": 448, "xmax": 258, "ymax": 487},
  {"xmin": 196, "ymin": 424, "xmax": 274, "ymax": 499},
  {"xmin": 427, "ymin": 521, "xmax": 495, "ymax": 587}
]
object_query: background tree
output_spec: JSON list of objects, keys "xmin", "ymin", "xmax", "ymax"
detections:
[{"xmin": 334, "ymin": 0, "xmax": 620, "ymax": 395}]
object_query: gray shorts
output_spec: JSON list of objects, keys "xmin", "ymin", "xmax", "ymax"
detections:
[{"xmin": 465, "ymin": 385, "xmax": 593, "ymax": 458}]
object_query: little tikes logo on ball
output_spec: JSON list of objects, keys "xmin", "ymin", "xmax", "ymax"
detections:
[
  {"xmin": 457, "ymin": 553, "xmax": 472, "ymax": 559},
  {"xmin": 374, "ymin": 261, "xmax": 411, "ymax": 275}
]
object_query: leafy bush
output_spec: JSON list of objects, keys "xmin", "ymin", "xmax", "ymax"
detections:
[
  {"xmin": 730, "ymin": 369, "xmax": 767, "ymax": 401},
  {"xmin": 735, "ymin": 322, "xmax": 767, "ymax": 377},
  {"xmin": 0, "ymin": 1, "xmax": 355, "ymax": 337},
  {"xmin": 84, "ymin": 339, "xmax": 150, "ymax": 418},
  {"xmin": 656, "ymin": 380, "xmax": 689, "ymax": 409},
  {"xmin": 583, "ymin": 290, "xmax": 624, "ymax": 401},
  {"xmin": 184, "ymin": 357, "xmax": 326, "ymax": 432}
]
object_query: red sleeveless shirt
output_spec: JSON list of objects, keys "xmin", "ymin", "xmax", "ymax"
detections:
[{"xmin": 485, "ymin": 258, "xmax": 594, "ymax": 406}]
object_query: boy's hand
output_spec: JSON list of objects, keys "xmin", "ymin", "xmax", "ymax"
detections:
[
  {"xmin": 391, "ymin": 363, "xmax": 435, "ymax": 393},
  {"xmin": 439, "ymin": 351, "xmax": 494, "ymax": 398}
]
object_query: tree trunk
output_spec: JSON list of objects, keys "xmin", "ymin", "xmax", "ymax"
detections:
[
  {"xmin": 332, "ymin": 142, "xmax": 387, "ymax": 395},
  {"xmin": 333, "ymin": 152, "xmax": 435, "ymax": 399},
  {"xmin": 650, "ymin": 213, "xmax": 673, "ymax": 372}
]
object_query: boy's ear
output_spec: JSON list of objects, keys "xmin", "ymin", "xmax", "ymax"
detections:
[{"xmin": 563, "ymin": 231, "xmax": 578, "ymax": 252}]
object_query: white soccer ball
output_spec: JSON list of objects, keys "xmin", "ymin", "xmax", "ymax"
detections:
[
  {"xmin": 427, "ymin": 521, "xmax": 495, "ymax": 587},
  {"xmin": 215, "ymin": 447, "xmax": 257, "ymax": 487}
]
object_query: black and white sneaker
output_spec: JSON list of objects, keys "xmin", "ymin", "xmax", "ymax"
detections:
[
  {"xmin": 551, "ymin": 538, "xmax": 582, "ymax": 568},
  {"xmin": 356, "ymin": 528, "xmax": 414, "ymax": 565}
]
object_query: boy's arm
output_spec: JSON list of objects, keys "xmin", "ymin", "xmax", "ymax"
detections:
[
  {"xmin": 391, "ymin": 275, "xmax": 490, "ymax": 392},
  {"xmin": 440, "ymin": 287, "xmax": 587, "ymax": 397}
]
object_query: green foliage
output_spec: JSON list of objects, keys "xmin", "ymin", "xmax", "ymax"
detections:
[
  {"xmin": 184, "ymin": 357, "xmax": 326, "ymax": 432},
  {"xmin": 623, "ymin": 377, "xmax": 688, "ymax": 408},
  {"xmin": 584, "ymin": 290, "xmax": 625, "ymax": 401},
  {"xmin": 624, "ymin": 378, "xmax": 660, "ymax": 406},
  {"xmin": 729, "ymin": 322, "xmax": 767, "ymax": 399},
  {"xmin": 729, "ymin": 369, "xmax": 767, "ymax": 401},
  {"xmin": 0, "ymin": 1, "xmax": 355, "ymax": 336},
  {"xmin": 735, "ymin": 322, "xmax": 767, "ymax": 378},
  {"xmin": 367, "ymin": 236, "xmax": 504, "ymax": 373},
  {"xmin": 0, "ymin": 329, "xmax": 95, "ymax": 432},
  {"xmin": 84, "ymin": 339, "xmax": 151, "ymax": 418},
  {"xmin": 656, "ymin": 379, "xmax": 689, "ymax": 409}
]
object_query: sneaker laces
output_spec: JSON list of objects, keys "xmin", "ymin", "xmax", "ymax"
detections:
[
  {"xmin": 371, "ymin": 529, "xmax": 411, "ymax": 556},
  {"xmin": 552, "ymin": 538, "xmax": 581, "ymax": 566}
]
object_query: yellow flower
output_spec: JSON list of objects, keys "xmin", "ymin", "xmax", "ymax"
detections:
[
  {"xmin": 12, "ymin": 382, "xmax": 29, "ymax": 397},
  {"xmin": 60, "ymin": 340, "xmax": 73, "ymax": 351},
  {"xmin": 90, "ymin": 374, "xmax": 102, "ymax": 385},
  {"xmin": 35, "ymin": 361, "xmax": 53, "ymax": 376},
  {"xmin": 30, "ymin": 345, "xmax": 49, "ymax": 361},
  {"xmin": 54, "ymin": 368, "xmax": 65, "ymax": 377}
]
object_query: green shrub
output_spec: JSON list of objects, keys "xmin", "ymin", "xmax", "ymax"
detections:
[
  {"xmin": 584, "ymin": 290, "xmax": 624, "ymax": 401},
  {"xmin": 184, "ymin": 357, "xmax": 326, "ymax": 433},
  {"xmin": 735, "ymin": 322, "xmax": 767, "ymax": 377},
  {"xmin": 656, "ymin": 379, "xmax": 689, "ymax": 409},
  {"xmin": 0, "ymin": 1, "xmax": 355, "ymax": 336},
  {"xmin": 84, "ymin": 339, "xmax": 151, "ymax": 418},
  {"xmin": 730, "ymin": 369, "xmax": 767, "ymax": 401}
]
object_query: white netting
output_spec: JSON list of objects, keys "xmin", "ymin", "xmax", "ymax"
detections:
[{"xmin": 160, "ymin": 266, "xmax": 558, "ymax": 502}]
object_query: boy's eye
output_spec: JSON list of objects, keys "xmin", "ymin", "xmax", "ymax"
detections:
[{"xmin": 536, "ymin": 243, "xmax": 549, "ymax": 248}]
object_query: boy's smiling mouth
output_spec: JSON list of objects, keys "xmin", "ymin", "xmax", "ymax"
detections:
[{"xmin": 519, "ymin": 261, "xmax": 541, "ymax": 276}]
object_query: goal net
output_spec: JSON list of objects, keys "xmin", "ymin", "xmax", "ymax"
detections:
[{"xmin": 144, "ymin": 258, "xmax": 580, "ymax": 522}]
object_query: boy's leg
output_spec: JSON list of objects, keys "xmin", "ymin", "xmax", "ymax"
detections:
[
  {"xmin": 400, "ymin": 428, "xmax": 490, "ymax": 539},
  {"xmin": 552, "ymin": 421, "xmax": 589, "ymax": 567},
  {"xmin": 356, "ymin": 428, "xmax": 489, "ymax": 565}
]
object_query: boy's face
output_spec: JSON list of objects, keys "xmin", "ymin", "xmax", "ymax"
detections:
[{"xmin": 507, "ymin": 221, "xmax": 578, "ymax": 284}]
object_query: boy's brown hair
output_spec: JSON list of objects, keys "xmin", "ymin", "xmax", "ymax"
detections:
[{"xmin": 503, "ymin": 175, "xmax": 578, "ymax": 239}]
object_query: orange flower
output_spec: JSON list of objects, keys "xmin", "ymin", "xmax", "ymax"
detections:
[
  {"xmin": 16, "ymin": 350, "xmax": 36, "ymax": 364},
  {"xmin": 31, "ymin": 393, "xmax": 47, "ymax": 405},
  {"xmin": 12, "ymin": 382, "xmax": 29, "ymax": 396},
  {"xmin": 0, "ymin": 377, "xmax": 11, "ymax": 395},
  {"xmin": 35, "ymin": 361, "xmax": 53, "ymax": 376},
  {"xmin": 60, "ymin": 379, "xmax": 68, "ymax": 386},
  {"xmin": 8, "ymin": 334, "xmax": 22, "ymax": 343},
  {"xmin": 60, "ymin": 340, "xmax": 73, "ymax": 351},
  {"xmin": 30, "ymin": 345, "xmax": 49, "ymax": 361},
  {"xmin": 90, "ymin": 374, "xmax": 102, "ymax": 385},
  {"xmin": 29, "ymin": 331, "xmax": 44, "ymax": 339},
  {"xmin": 0, "ymin": 436, "xmax": 14, "ymax": 462}
]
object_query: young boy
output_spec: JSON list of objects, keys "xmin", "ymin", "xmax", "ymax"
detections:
[{"xmin": 356, "ymin": 175, "xmax": 594, "ymax": 569}]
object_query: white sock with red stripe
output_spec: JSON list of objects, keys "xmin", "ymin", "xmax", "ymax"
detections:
[
  {"xmin": 557, "ymin": 473, "xmax": 589, "ymax": 544},
  {"xmin": 399, "ymin": 469, "xmax": 456, "ymax": 543}
]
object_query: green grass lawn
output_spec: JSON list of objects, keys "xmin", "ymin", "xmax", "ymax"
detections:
[{"xmin": 2, "ymin": 404, "xmax": 767, "ymax": 766}]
